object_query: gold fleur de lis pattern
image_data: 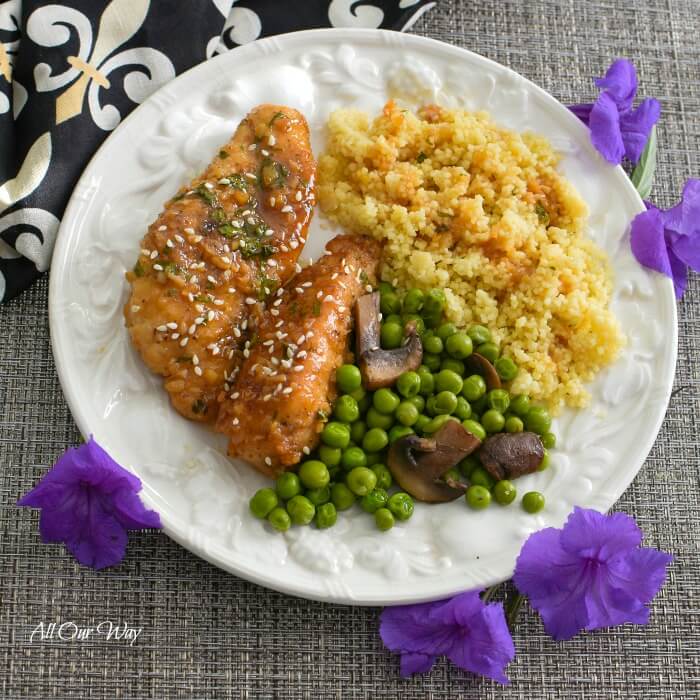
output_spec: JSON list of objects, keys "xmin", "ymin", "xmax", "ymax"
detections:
[{"xmin": 0, "ymin": 1, "xmax": 433, "ymax": 303}]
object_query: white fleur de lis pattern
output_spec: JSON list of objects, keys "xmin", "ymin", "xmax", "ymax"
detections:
[{"xmin": 0, "ymin": 0, "xmax": 434, "ymax": 302}]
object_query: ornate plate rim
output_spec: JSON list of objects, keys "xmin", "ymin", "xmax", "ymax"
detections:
[{"xmin": 48, "ymin": 28, "xmax": 678, "ymax": 605}]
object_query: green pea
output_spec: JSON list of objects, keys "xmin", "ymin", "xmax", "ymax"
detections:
[
  {"xmin": 403, "ymin": 314, "xmax": 425, "ymax": 336},
  {"xmin": 267, "ymin": 506, "xmax": 291, "ymax": 532},
  {"xmin": 442, "ymin": 467, "xmax": 463, "ymax": 486},
  {"xmin": 465, "ymin": 484, "xmax": 491, "ymax": 509},
  {"xmin": 423, "ymin": 333, "xmax": 443, "ymax": 355},
  {"xmin": 476, "ymin": 342, "xmax": 499, "ymax": 363},
  {"xmin": 403, "ymin": 288, "xmax": 425, "ymax": 313},
  {"xmin": 454, "ymin": 396, "xmax": 472, "ymax": 420},
  {"xmin": 378, "ymin": 281, "xmax": 394, "ymax": 295},
  {"xmin": 362, "ymin": 427, "xmax": 389, "ymax": 453},
  {"xmin": 509, "ymin": 394, "xmax": 531, "ymax": 417},
  {"xmin": 373, "ymin": 388, "xmax": 401, "ymax": 415},
  {"xmin": 482, "ymin": 409, "xmax": 505, "ymax": 433},
  {"xmin": 425, "ymin": 395, "xmax": 438, "ymax": 416},
  {"xmin": 321, "ymin": 421, "xmax": 351, "ymax": 448},
  {"xmin": 249, "ymin": 488, "xmax": 278, "ymax": 519},
  {"xmin": 505, "ymin": 415, "xmax": 524, "ymax": 433},
  {"xmin": 495, "ymin": 356, "xmax": 518, "ymax": 381},
  {"xmin": 462, "ymin": 374, "xmax": 487, "ymax": 402},
  {"xmin": 542, "ymin": 432, "xmax": 557, "ymax": 449},
  {"xmin": 384, "ymin": 313, "xmax": 402, "ymax": 326},
  {"xmin": 435, "ymin": 369, "xmax": 464, "ymax": 395},
  {"xmin": 423, "ymin": 414, "xmax": 458, "ymax": 434},
  {"xmin": 487, "ymin": 389, "xmax": 510, "ymax": 413},
  {"xmin": 306, "ymin": 486, "xmax": 331, "ymax": 506},
  {"xmin": 407, "ymin": 395, "xmax": 426, "ymax": 412},
  {"xmin": 423, "ymin": 352, "xmax": 442, "ymax": 371},
  {"xmin": 417, "ymin": 366, "xmax": 435, "ymax": 395},
  {"xmin": 537, "ymin": 450, "xmax": 551, "ymax": 471},
  {"xmin": 446, "ymin": 332, "xmax": 473, "ymax": 359},
  {"xmin": 353, "ymin": 388, "xmax": 371, "ymax": 414},
  {"xmin": 336, "ymin": 364, "xmax": 362, "ymax": 393},
  {"xmin": 493, "ymin": 480, "xmax": 517, "ymax": 505},
  {"xmin": 436, "ymin": 322, "xmax": 458, "ymax": 341},
  {"xmin": 275, "ymin": 472, "xmax": 301, "ymax": 500},
  {"xmin": 522, "ymin": 491, "xmax": 545, "ymax": 513},
  {"xmin": 397, "ymin": 370, "xmax": 421, "ymax": 398},
  {"xmin": 346, "ymin": 466, "xmax": 377, "ymax": 496},
  {"xmin": 440, "ymin": 358, "xmax": 465, "ymax": 375},
  {"xmin": 331, "ymin": 483, "xmax": 355, "ymax": 511},
  {"xmin": 525, "ymin": 406, "xmax": 552, "ymax": 435},
  {"xmin": 414, "ymin": 414, "xmax": 432, "ymax": 433},
  {"xmin": 467, "ymin": 324, "xmax": 491, "ymax": 346},
  {"xmin": 389, "ymin": 425, "xmax": 414, "ymax": 443},
  {"xmin": 470, "ymin": 466, "xmax": 495, "ymax": 490},
  {"xmin": 375, "ymin": 507, "xmax": 395, "ymax": 531},
  {"xmin": 422, "ymin": 289, "xmax": 446, "ymax": 317},
  {"xmin": 381, "ymin": 322, "xmax": 403, "ymax": 349},
  {"xmin": 470, "ymin": 394, "xmax": 489, "ymax": 416},
  {"xmin": 387, "ymin": 492, "xmax": 414, "ymax": 521},
  {"xmin": 341, "ymin": 446, "xmax": 367, "ymax": 470},
  {"xmin": 371, "ymin": 464, "xmax": 393, "ymax": 490},
  {"xmin": 434, "ymin": 390, "xmax": 458, "ymax": 415},
  {"xmin": 298, "ymin": 460, "xmax": 330, "ymax": 489},
  {"xmin": 334, "ymin": 394, "xmax": 360, "ymax": 423},
  {"xmin": 315, "ymin": 502, "xmax": 337, "ymax": 529},
  {"xmin": 318, "ymin": 444, "xmax": 342, "ymax": 467},
  {"xmin": 366, "ymin": 407, "xmax": 394, "ymax": 430},
  {"xmin": 380, "ymin": 292, "xmax": 401, "ymax": 316},
  {"xmin": 361, "ymin": 488, "xmax": 389, "ymax": 513},
  {"xmin": 350, "ymin": 420, "xmax": 367, "ymax": 444},
  {"xmin": 396, "ymin": 401, "xmax": 420, "ymax": 426},
  {"xmin": 364, "ymin": 451, "xmax": 382, "ymax": 466},
  {"xmin": 462, "ymin": 419, "xmax": 486, "ymax": 441},
  {"xmin": 286, "ymin": 495, "xmax": 315, "ymax": 525},
  {"xmin": 458, "ymin": 455, "xmax": 480, "ymax": 478},
  {"xmin": 328, "ymin": 466, "xmax": 341, "ymax": 480}
]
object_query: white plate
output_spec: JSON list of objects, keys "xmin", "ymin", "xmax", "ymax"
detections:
[{"xmin": 49, "ymin": 28, "xmax": 677, "ymax": 605}]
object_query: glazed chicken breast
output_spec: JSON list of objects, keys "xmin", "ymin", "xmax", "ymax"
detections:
[
  {"xmin": 125, "ymin": 105, "xmax": 315, "ymax": 422},
  {"xmin": 216, "ymin": 234, "xmax": 381, "ymax": 477}
]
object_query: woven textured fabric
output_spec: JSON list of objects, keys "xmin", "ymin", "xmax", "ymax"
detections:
[{"xmin": 1, "ymin": 1, "xmax": 699, "ymax": 697}]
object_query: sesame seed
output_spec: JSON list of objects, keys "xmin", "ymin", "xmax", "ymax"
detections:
[
  {"xmin": 271, "ymin": 309, "xmax": 279, "ymax": 316},
  {"xmin": 194, "ymin": 366, "xmax": 203, "ymax": 376},
  {"xmin": 265, "ymin": 229, "xmax": 274, "ymax": 237},
  {"xmin": 316, "ymin": 291, "xmax": 323, "ymax": 299},
  {"xmin": 282, "ymin": 387, "xmax": 293, "ymax": 395},
  {"xmin": 223, "ymin": 244, "xmax": 230, "ymax": 253},
  {"xmin": 324, "ymin": 294, "xmax": 334, "ymax": 302},
  {"xmin": 150, "ymin": 250, "xmax": 158, "ymax": 260},
  {"xmin": 273, "ymin": 299, "xmax": 283, "ymax": 307},
  {"xmin": 214, "ymin": 299, "xmax": 224, "ymax": 306},
  {"xmin": 189, "ymin": 276, "xmax": 197, "ymax": 285},
  {"xmin": 192, "ymin": 354, "xmax": 199, "ymax": 366},
  {"xmin": 263, "ymin": 394, "xmax": 272, "ymax": 402},
  {"xmin": 180, "ymin": 337, "xmax": 189, "ymax": 347},
  {"xmin": 212, "ymin": 346, "xmax": 220, "ymax": 355},
  {"xmin": 365, "ymin": 284, "xmax": 373, "ymax": 293},
  {"xmin": 194, "ymin": 235, "xmax": 203, "ymax": 243},
  {"xmin": 295, "ymin": 287, "xmax": 304, "ymax": 294},
  {"xmin": 276, "ymin": 332, "xmax": 287, "ymax": 340},
  {"xmin": 263, "ymin": 340, "xmax": 274, "ymax": 346},
  {"xmin": 187, "ymin": 293, "xmax": 194, "ymax": 302},
  {"xmin": 207, "ymin": 310, "xmax": 215, "ymax": 321},
  {"xmin": 153, "ymin": 264, "xmax": 164, "ymax": 271},
  {"xmin": 242, "ymin": 320, "xmax": 248, "ymax": 330},
  {"xmin": 158, "ymin": 225, "xmax": 167, "ymax": 231},
  {"xmin": 131, "ymin": 305, "xmax": 141, "ymax": 313},
  {"xmin": 245, "ymin": 172, "xmax": 257, "ymax": 180},
  {"xmin": 307, "ymin": 331, "xmax": 314, "ymax": 338},
  {"xmin": 232, "ymin": 417, "xmax": 239, "ymax": 426},
  {"xmin": 269, "ymin": 197, "xmax": 276, "ymax": 207},
  {"xmin": 344, "ymin": 266, "xmax": 350, "ymax": 274},
  {"xmin": 299, "ymin": 237, "xmax": 306, "ymax": 244},
  {"xmin": 231, "ymin": 392, "xmax": 240, "ymax": 399},
  {"xmin": 188, "ymin": 324, "xmax": 196, "ymax": 335},
  {"xmin": 228, "ymin": 350, "xmax": 235, "ymax": 359},
  {"xmin": 141, "ymin": 249, "xmax": 150, "ymax": 256},
  {"xmin": 166, "ymin": 239, "xmax": 174, "ymax": 248},
  {"xmin": 171, "ymin": 333, "xmax": 180, "ymax": 340},
  {"xmin": 295, "ymin": 263, "xmax": 302, "ymax": 273},
  {"xmin": 331, "ymin": 272, "xmax": 338, "ymax": 280},
  {"xmin": 248, "ymin": 143, "xmax": 257, "ymax": 151},
  {"xmin": 195, "ymin": 316, "xmax": 204, "ymax": 325},
  {"xmin": 281, "ymin": 205, "xmax": 293, "ymax": 213},
  {"xmin": 290, "ymin": 240, "xmax": 299, "ymax": 249},
  {"xmin": 204, "ymin": 182, "xmax": 214, "ymax": 190},
  {"xmin": 207, "ymin": 275, "xmax": 216, "ymax": 285},
  {"xmin": 295, "ymin": 191, "xmax": 302, "ymax": 201},
  {"xmin": 267, "ymin": 259, "xmax": 277, "ymax": 267},
  {"xmin": 224, "ymin": 383, "xmax": 230, "ymax": 391},
  {"xmin": 218, "ymin": 178, "xmax": 229, "ymax": 185},
  {"xmin": 294, "ymin": 365, "xmax": 304, "ymax": 372},
  {"xmin": 271, "ymin": 357, "xmax": 280, "ymax": 365},
  {"xmin": 228, "ymin": 287, "xmax": 235, "ymax": 294},
  {"xmin": 265, "ymin": 456, "xmax": 272, "ymax": 466},
  {"xmin": 175, "ymin": 234, "xmax": 184, "ymax": 243},
  {"xmin": 233, "ymin": 327, "xmax": 241, "ymax": 338},
  {"xmin": 245, "ymin": 297, "xmax": 256, "ymax": 305},
  {"xmin": 268, "ymin": 134, "xmax": 276, "ymax": 146},
  {"xmin": 302, "ymin": 446, "xmax": 310, "ymax": 455},
  {"xmin": 338, "ymin": 306, "xmax": 346, "ymax": 312},
  {"xmin": 297, "ymin": 335, "xmax": 306, "ymax": 344},
  {"xmin": 157, "ymin": 324, "xmax": 167, "ymax": 332},
  {"xmin": 220, "ymin": 256, "xmax": 231, "ymax": 265},
  {"xmin": 184, "ymin": 227, "xmax": 195, "ymax": 235},
  {"xmin": 276, "ymin": 287, "xmax": 285, "ymax": 297},
  {"xmin": 301, "ymin": 282, "xmax": 312, "ymax": 288},
  {"xmin": 166, "ymin": 322, "xmax": 178, "ymax": 330},
  {"xmin": 297, "ymin": 350, "xmax": 307, "ymax": 359},
  {"xmin": 195, "ymin": 303, "xmax": 205, "ymax": 313},
  {"xmin": 243, "ymin": 348, "xmax": 250, "ymax": 358},
  {"xmin": 261, "ymin": 149, "xmax": 270, "ymax": 157}
]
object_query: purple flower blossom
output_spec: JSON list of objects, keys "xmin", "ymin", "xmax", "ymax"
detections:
[
  {"xmin": 570, "ymin": 59, "xmax": 660, "ymax": 165},
  {"xmin": 380, "ymin": 590, "xmax": 515, "ymax": 683},
  {"xmin": 513, "ymin": 507, "xmax": 672, "ymax": 641},
  {"xmin": 18, "ymin": 437, "xmax": 161, "ymax": 569},
  {"xmin": 630, "ymin": 178, "xmax": 700, "ymax": 298}
]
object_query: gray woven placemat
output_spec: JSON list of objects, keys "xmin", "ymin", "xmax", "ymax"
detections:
[{"xmin": 1, "ymin": 1, "xmax": 699, "ymax": 698}]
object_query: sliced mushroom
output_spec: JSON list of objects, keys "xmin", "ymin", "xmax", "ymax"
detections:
[
  {"xmin": 464, "ymin": 352, "xmax": 502, "ymax": 390},
  {"xmin": 478, "ymin": 432, "xmax": 544, "ymax": 481},
  {"xmin": 354, "ymin": 292, "xmax": 423, "ymax": 390},
  {"xmin": 388, "ymin": 421, "xmax": 481, "ymax": 502}
]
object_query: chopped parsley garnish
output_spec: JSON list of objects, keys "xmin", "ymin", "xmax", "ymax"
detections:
[
  {"xmin": 155, "ymin": 261, "xmax": 181, "ymax": 275},
  {"xmin": 212, "ymin": 208, "xmax": 227, "ymax": 224},
  {"xmin": 133, "ymin": 261, "xmax": 145, "ymax": 277},
  {"xmin": 171, "ymin": 192, "xmax": 185, "ymax": 202},
  {"xmin": 191, "ymin": 399, "xmax": 208, "ymax": 415},
  {"xmin": 219, "ymin": 150, "xmax": 229, "ymax": 159},
  {"xmin": 194, "ymin": 294, "xmax": 210, "ymax": 303},
  {"xmin": 259, "ymin": 157, "xmax": 288, "ymax": 190},
  {"xmin": 268, "ymin": 111, "xmax": 286, "ymax": 126},
  {"xmin": 417, "ymin": 152, "xmax": 427, "ymax": 163},
  {"xmin": 535, "ymin": 202, "xmax": 550, "ymax": 226},
  {"xmin": 227, "ymin": 174, "xmax": 248, "ymax": 190},
  {"xmin": 194, "ymin": 184, "xmax": 217, "ymax": 206},
  {"xmin": 241, "ymin": 240, "xmax": 275, "ymax": 259},
  {"xmin": 359, "ymin": 270, "xmax": 369, "ymax": 285},
  {"xmin": 312, "ymin": 299, "xmax": 321, "ymax": 316},
  {"xmin": 166, "ymin": 288, "xmax": 178, "ymax": 297},
  {"xmin": 258, "ymin": 271, "xmax": 279, "ymax": 300}
]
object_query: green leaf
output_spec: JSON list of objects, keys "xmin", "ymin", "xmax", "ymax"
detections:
[{"xmin": 631, "ymin": 125, "xmax": 657, "ymax": 199}]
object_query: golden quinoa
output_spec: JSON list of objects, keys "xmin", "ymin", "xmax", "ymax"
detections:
[{"xmin": 317, "ymin": 101, "xmax": 625, "ymax": 410}]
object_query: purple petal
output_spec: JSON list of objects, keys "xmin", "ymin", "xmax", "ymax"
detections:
[
  {"xmin": 582, "ymin": 567, "xmax": 650, "ymax": 630},
  {"xmin": 619, "ymin": 98, "xmax": 661, "ymax": 163},
  {"xmin": 669, "ymin": 248, "xmax": 688, "ymax": 299},
  {"xmin": 630, "ymin": 207, "xmax": 673, "ymax": 278},
  {"xmin": 111, "ymin": 487, "xmax": 161, "ymax": 530},
  {"xmin": 589, "ymin": 92, "xmax": 625, "ymax": 164},
  {"xmin": 67, "ymin": 510, "xmax": 128, "ymax": 570},
  {"xmin": 447, "ymin": 601, "xmax": 515, "ymax": 685},
  {"xmin": 380, "ymin": 601, "xmax": 455, "ymax": 656},
  {"xmin": 594, "ymin": 58, "xmax": 637, "ymax": 111},
  {"xmin": 608, "ymin": 547, "xmax": 673, "ymax": 604},
  {"xmin": 665, "ymin": 178, "xmax": 700, "ymax": 236},
  {"xmin": 569, "ymin": 103, "xmax": 593, "ymax": 125},
  {"xmin": 560, "ymin": 508, "xmax": 642, "ymax": 562},
  {"xmin": 400, "ymin": 652, "xmax": 436, "ymax": 676}
]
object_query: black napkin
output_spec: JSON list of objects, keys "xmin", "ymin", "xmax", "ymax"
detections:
[{"xmin": 0, "ymin": 0, "xmax": 435, "ymax": 303}]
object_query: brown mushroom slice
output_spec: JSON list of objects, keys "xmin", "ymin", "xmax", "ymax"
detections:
[
  {"xmin": 387, "ymin": 421, "xmax": 481, "ymax": 502},
  {"xmin": 354, "ymin": 293, "xmax": 423, "ymax": 390},
  {"xmin": 478, "ymin": 432, "xmax": 544, "ymax": 481},
  {"xmin": 464, "ymin": 352, "xmax": 502, "ymax": 390}
]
